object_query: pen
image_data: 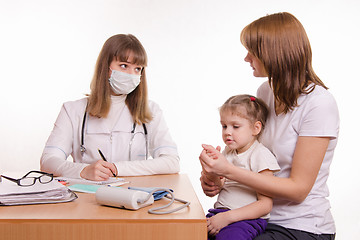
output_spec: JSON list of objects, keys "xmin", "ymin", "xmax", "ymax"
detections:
[
  {"xmin": 107, "ymin": 181, "xmax": 129, "ymax": 187},
  {"xmin": 98, "ymin": 149, "xmax": 116, "ymax": 177},
  {"xmin": 57, "ymin": 180, "xmax": 68, "ymax": 185}
]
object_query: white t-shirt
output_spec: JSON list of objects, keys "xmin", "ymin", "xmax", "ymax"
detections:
[
  {"xmin": 257, "ymin": 81, "xmax": 339, "ymax": 234},
  {"xmin": 214, "ymin": 140, "xmax": 280, "ymax": 219}
]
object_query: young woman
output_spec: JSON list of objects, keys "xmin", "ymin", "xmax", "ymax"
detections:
[
  {"xmin": 41, "ymin": 34, "xmax": 179, "ymax": 181},
  {"xmin": 203, "ymin": 94, "xmax": 280, "ymax": 239},
  {"xmin": 200, "ymin": 12, "xmax": 339, "ymax": 239}
]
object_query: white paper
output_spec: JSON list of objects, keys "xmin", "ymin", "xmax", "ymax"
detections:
[
  {"xmin": 0, "ymin": 180, "xmax": 67, "ymax": 195},
  {"xmin": 54, "ymin": 176, "xmax": 125, "ymax": 185},
  {"xmin": 0, "ymin": 180, "xmax": 77, "ymax": 205}
]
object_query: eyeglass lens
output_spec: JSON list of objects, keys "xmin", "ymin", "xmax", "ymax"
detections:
[
  {"xmin": 19, "ymin": 177, "xmax": 37, "ymax": 186},
  {"xmin": 39, "ymin": 174, "xmax": 53, "ymax": 183}
]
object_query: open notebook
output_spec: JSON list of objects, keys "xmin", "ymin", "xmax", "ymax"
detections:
[
  {"xmin": 55, "ymin": 176, "xmax": 126, "ymax": 185},
  {"xmin": 55, "ymin": 177, "xmax": 129, "ymax": 193}
]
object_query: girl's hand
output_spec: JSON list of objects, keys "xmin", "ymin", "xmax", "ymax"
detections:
[
  {"xmin": 204, "ymin": 145, "xmax": 222, "ymax": 159},
  {"xmin": 199, "ymin": 144, "xmax": 232, "ymax": 177},
  {"xmin": 80, "ymin": 160, "xmax": 117, "ymax": 181},
  {"xmin": 207, "ymin": 212, "xmax": 230, "ymax": 236}
]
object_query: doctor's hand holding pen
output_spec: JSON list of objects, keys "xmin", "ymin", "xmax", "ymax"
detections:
[
  {"xmin": 80, "ymin": 160, "xmax": 117, "ymax": 181},
  {"xmin": 80, "ymin": 150, "xmax": 117, "ymax": 181}
]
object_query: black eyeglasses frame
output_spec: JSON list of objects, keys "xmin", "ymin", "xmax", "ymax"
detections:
[{"xmin": 0, "ymin": 171, "xmax": 53, "ymax": 187}]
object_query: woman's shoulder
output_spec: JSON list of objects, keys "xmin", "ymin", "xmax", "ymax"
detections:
[
  {"xmin": 302, "ymin": 85, "xmax": 338, "ymax": 108},
  {"xmin": 311, "ymin": 85, "xmax": 336, "ymax": 99},
  {"xmin": 148, "ymin": 99, "xmax": 162, "ymax": 113},
  {"xmin": 62, "ymin": 97, "xmax": 88, "ymax": 115}
]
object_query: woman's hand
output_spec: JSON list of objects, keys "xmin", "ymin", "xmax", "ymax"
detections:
[
  {"xmin": 199, "ymin": 144, "xmax": 232, "ymax": 176},
  {"xmin": 199, "ymin": 144, "xmax": 230, "ymax": 197},
  {"xmin": 80, "ymin": 160, "xmax": 117, "ymax": 181},
  {"xmin": 200, "ymin": 172, "xmax": 223, "ymax": 197}
]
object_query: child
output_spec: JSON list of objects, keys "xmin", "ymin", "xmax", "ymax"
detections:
[{"xmin": 201, "ymin": 94, "xmax": 280, "ymax": 240}]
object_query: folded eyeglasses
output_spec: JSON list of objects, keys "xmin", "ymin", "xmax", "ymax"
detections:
[{"xmin": 0, "ymin": 170, "xmax": 53, "ymax": 187}]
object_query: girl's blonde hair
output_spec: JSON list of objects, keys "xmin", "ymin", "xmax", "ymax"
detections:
[
  {"xmin": 220, "ymin": 94, "xmax": 269, "ymax": 136},
  {"xmin": 240, "ymin": 12, "xmax": 327, "ymax": 114},
  {"xmin": 87, "ymin": 34, "xmax": 152, "ymax": 124}
]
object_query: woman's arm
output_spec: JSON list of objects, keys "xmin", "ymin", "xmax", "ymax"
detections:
[
  {"xmin": 207, "ymin": 170, "xmax": 273, "ymax": 236},
  {"xmin": 41, "ymin": 102, "xmax": 116, "ymax": 180},
  {"xmin": 200, "ymin": 136, "xmax": 330, "ymax": 203},
  {"xmin": 40, "ymin": 104, "xmax": 86, "ymax": 178}
]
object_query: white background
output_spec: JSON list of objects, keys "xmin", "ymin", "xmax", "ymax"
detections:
[{"xmin": 1, "ymin": 0, "xmax": 359, "ymax": 238}]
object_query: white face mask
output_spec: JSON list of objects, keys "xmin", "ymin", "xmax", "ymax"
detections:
[{"xmin": 108, "ymin": 69, "xmax": 141, "ymax": 95}]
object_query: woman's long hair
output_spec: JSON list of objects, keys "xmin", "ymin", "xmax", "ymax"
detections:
[
  {"xmin": 240, "ymin": 12, "xmax": 327, "ymax": 113},
  {"xmin": 87, "ymin": 34, "xmax": 152, "ymax": 124}
]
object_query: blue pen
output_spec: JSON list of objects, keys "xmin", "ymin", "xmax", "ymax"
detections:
[{"xmin": 98, "ymin": 149, "xmax": 116, "ymax": 177}]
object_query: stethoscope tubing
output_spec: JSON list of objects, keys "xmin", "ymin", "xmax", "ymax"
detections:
[
  {"xmin": 80, "ymin": 110, "xmax": 148, "ymax": 160},
  {"xmin": 129, "ymin": 122, "xmax": 148, "ymax": 160}
]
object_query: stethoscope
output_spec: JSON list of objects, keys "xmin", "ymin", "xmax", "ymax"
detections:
[{"xmin": 80, "ymin": 110, "xmax": 149, "ymax": 161}]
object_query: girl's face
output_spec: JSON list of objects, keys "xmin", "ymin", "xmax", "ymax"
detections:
[
  {"xmin": 220, "ymin": 110, "xmax": 260, "ymax": 154},
  {"xmin": 108, "ymin": 52, "xmax": 143, "ymax": 77},
  {"xmin": 244, "ymin": 52, "xmax": 267, "ymax": 77}
]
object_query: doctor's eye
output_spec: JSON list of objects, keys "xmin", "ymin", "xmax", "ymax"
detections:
[
  {"xmin": 135, "ymin": 67, "xmax": 143, "ymax": 73},
  {"xmin": 120, "ymin": 64, "xmax": 128, "ymax": 69}
]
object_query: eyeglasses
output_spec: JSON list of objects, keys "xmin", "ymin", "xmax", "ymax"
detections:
[{"xmin": 0, "ymin": 171, "xmax": 53, "ymax": 187}]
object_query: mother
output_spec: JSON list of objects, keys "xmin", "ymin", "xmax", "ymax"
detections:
[{"xmin": 200, "ymin": 12, "xmax": 339, "ymax": 240}]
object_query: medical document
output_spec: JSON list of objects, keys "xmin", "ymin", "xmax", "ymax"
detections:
[{"xmin": 0, "ymin": 180, "xmax": 77, "ymax": 206}]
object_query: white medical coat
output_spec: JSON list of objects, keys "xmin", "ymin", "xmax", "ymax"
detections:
[{"xmin": 40, "ymin": 97, "xmax": 179, "ymax": 178}]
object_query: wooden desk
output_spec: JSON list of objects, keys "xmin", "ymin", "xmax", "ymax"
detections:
[{"xmin": 0, "ymin": 174, "xmax": 207, "ymax": 240}]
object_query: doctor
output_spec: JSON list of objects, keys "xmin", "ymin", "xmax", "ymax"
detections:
[{"xmin": 40, "ymin": 34, "xmax": 180, "ymax": 181}]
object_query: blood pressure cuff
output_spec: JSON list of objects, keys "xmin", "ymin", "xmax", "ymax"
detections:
[{"xmin": 128, "ymin": 187, "xmax": 173, "ymax": 201}]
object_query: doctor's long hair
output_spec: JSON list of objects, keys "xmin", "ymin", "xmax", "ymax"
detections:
[
  {"xmin": 240, "ymin": 12, "xmax": 327, "ymax": 114},
  {"xmin": 87, "ymin": 34, "xmax": 153, "ymax": 124}
]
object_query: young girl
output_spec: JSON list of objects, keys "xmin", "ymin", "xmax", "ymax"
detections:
[
  {"xmin": 203, "ymin": 94, "xmax": 280, "ymax": 240},
  {"xmin": 200, "ymin": 12, "xmax": 339, "ymax": 240},
  {"xmin": 41, "ymin": 34, "xmax": 179, "ymax": 181}
]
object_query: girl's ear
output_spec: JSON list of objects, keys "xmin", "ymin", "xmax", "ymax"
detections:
[{"xmin": 252, "ymin": 121, "xmax": 262, "ymax": 136}]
